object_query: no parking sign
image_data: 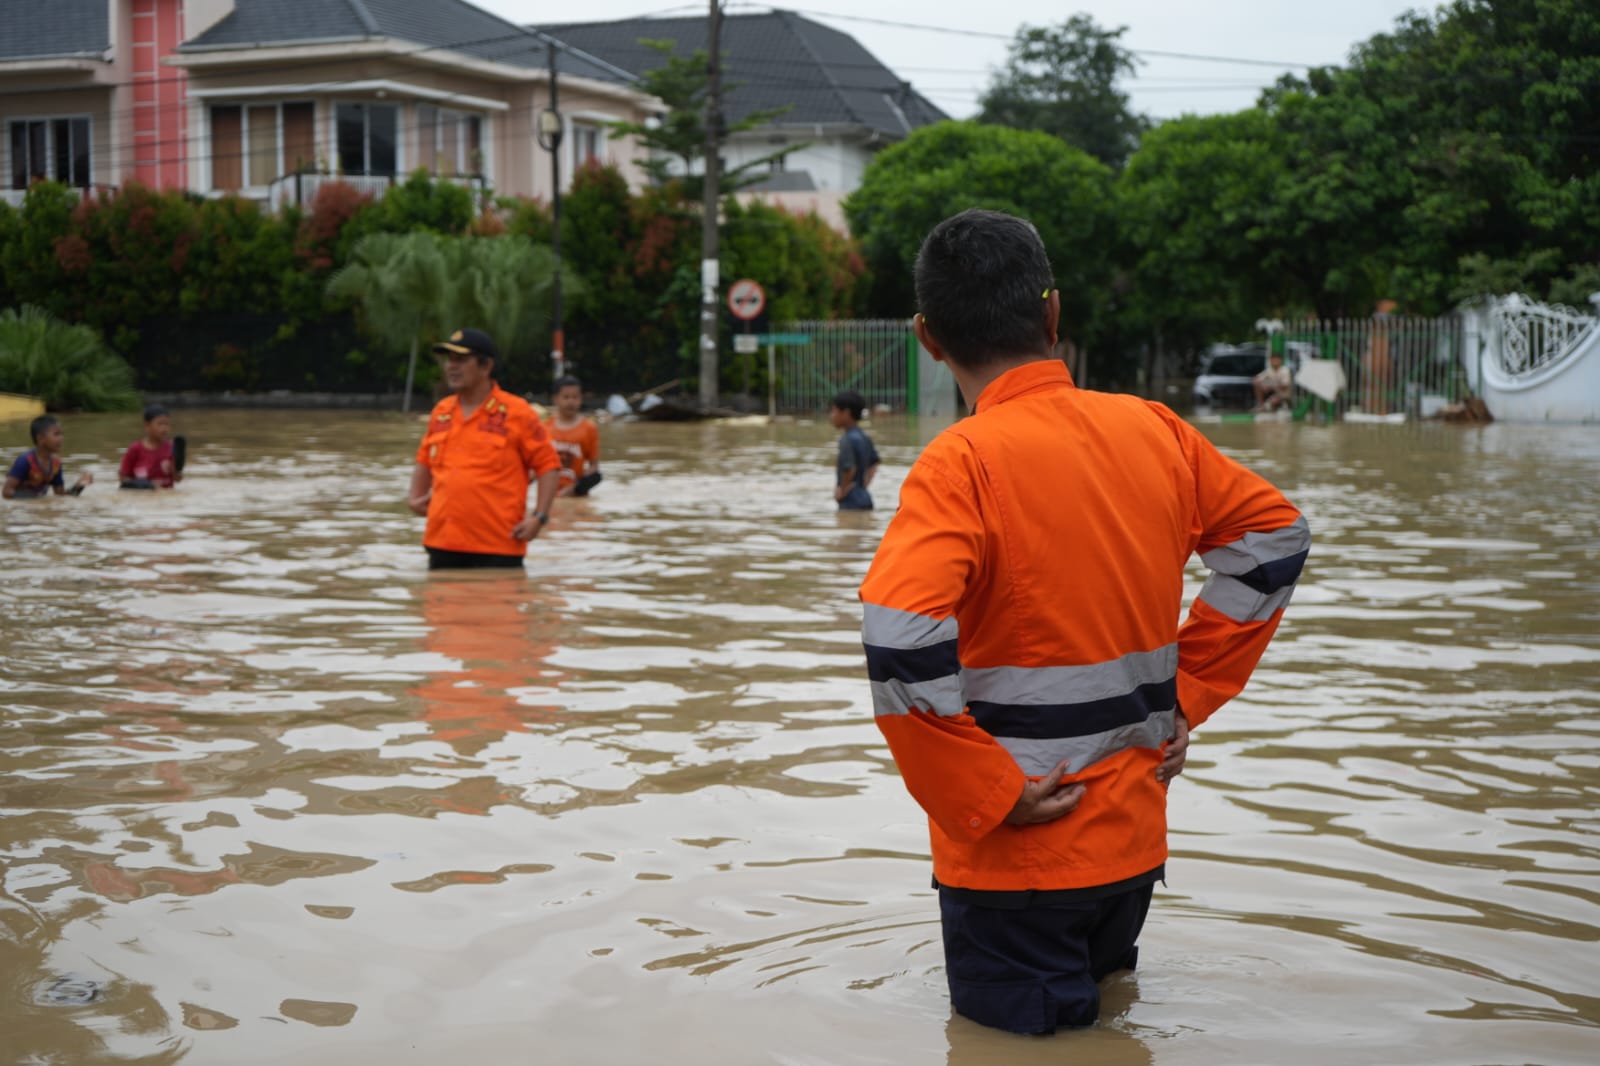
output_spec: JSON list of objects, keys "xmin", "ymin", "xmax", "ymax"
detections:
[{"xmin": 727, "ymin": 278, "xmax": 766, "ymax": 320}]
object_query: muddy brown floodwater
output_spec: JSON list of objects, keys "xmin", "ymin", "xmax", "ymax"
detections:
[{"xmin": 1, "ymin": 409, "xmax": 1597, "ymax": 1065}]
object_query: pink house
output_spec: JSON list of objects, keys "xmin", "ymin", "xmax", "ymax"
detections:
[{"xmin": 0, "ymin": 0, "xmax": 660, "ymax": 207}]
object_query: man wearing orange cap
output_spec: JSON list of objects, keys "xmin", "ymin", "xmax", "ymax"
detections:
[{"xmin": 407, "ymin": 328, "xmax": 562, "ymax": 569}]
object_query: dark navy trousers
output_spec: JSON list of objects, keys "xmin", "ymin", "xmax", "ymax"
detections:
[{"xmin": 938, "ymin": 881, "xmax": 1153, "ymax": 1035}]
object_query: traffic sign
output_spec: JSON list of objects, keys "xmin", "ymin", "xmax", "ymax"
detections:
[
  {"xmin": 733, "ymin": 333, "xmax": 760, "ymax": 354},
  {"xmin": 727, "ymin": 278, "xmax": 766, "ymax": 320},
  {"xmin": 757, "ymin": 332, "xmax": 811, "ymax": 345}
]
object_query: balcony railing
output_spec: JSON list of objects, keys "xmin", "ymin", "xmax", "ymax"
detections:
[
  {"xmin": 1, "ymin": 184, "xmax": 112, "ymax": 208},
  {"xmin": 265, "ymin": 172, "xmax": 486, "ymax": 210}
]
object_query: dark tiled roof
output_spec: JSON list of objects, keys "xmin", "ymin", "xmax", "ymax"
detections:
[
  {"xmin": 540, "ymin": 10, "xmax": 947, "ymax": 137},
  {"xmin": 181, "ymin": 0, "xmax": 636, "ymax": 86},
  {"xmin": 744, "ymin": 169, "xmax": 819, "ymax": 193},
  {"xmin": 0, "ymin": 0, "xmax": 110, "ymax": 61}
]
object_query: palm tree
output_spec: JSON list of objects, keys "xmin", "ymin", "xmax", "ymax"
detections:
[
  {"xmin": 452, "ymin": 236, "xmax": 579, "ymax": 387},
  {"xmin": 0, "ymin": 305, "xmax": 139, "ymax": 411},
  {"xmin": 326, "ymin": 232, "xmax": 452, "ymax": 412}
]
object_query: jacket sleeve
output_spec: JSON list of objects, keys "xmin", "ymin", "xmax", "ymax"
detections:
[
  {"xmin": 1163, "ymin": 411, "xmax": 1311, "ymax": 727},
  {"xmin": 859, "ymin": 448, "xmax": 1025, "ymax": 844},
  {"xmin": 519, "ymin": 416, "xmax": 562, "ymax": 477}
]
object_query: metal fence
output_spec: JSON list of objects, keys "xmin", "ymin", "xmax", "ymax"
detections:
[
  {"xmin": 1275, "ymin": 314, "xmax": 1470, "ymax": 418},
  {"xmin": 772, "ymin": 319, "xmax": 919, "ymax": 414}
]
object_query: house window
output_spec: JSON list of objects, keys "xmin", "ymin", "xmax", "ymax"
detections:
[
  {"xmin": 8, "ymin": 117, "xmax": 91, "ymax": 189},
  {"xmin": 336, "ymin": 103, "xmax": 398, "ymax": 178},
  {"xmin": 572, "ymin": 122, "xmax": 604, "ymax": 166},
  {"xmin": 416, "ymin": 106, "xmax": 483, "ymax": 176},
  {"xmin": 209, "ymin": 102, "xmax": 314, "ymax": 191}
]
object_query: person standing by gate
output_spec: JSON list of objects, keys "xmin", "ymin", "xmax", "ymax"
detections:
[
  {"xmin": 859, "ymin": 209, "xmax": 1310, "ymax": 1035},
  {"xmin": 408, "ymin": 328, "xmax": 562, "ymax": 570}
]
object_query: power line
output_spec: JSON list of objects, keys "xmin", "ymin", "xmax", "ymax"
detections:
[{"xmin": 746, "ymin": 5, "xmax": 1327, "ymax": 70}]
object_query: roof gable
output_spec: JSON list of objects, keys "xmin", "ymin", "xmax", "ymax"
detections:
[
  {"xmin": 0, "ymin": 0, "xmax": 110, "ymax": 62},
  {"xmin": 540, "ymin": 10, "xmax": 947, "ymax": 137}
]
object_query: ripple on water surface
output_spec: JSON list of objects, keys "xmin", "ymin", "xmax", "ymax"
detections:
[{"xmin": 1, "ymin": 412, "xmax": 1597, "ymax": 1065}]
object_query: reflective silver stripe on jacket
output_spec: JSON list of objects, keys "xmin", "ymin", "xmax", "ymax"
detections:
[
  {"xmin": 1197, "ymin": 515, "xmax": 1309, "ymax": 622},
  {"xmin": 862, "ymin": 602, "xmax": 959, "ymax": 650},
  {"xmin": 870, "ymin": 674, "xmax": 965, "ymax": 719},
  {"xmin": 995, "ymin": 707, "xmax": 1178, "ymax": 776},
  {"xmin": 1200, "ymin": 516, "xmax": 1311, "ymax": 576},
  {"xmin": 962, "ymin": 644, "xmax": 1178, "ymax": 706},
  {"xmin": 1198, "ymin": 577, "xmax": 1296, "ymax": 622}
]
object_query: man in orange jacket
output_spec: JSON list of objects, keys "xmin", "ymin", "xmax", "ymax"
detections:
[
  {"xmin": 408, "ymin": 328, "xmax": 562, "ymax": 570},
  {"xmin": 860, "ymin": 210, "xmax": 1310, "ymax": 1035}
]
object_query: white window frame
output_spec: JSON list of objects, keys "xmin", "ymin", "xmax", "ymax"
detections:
[
  {"xmin": 6, "ymin": 113, "xmax": 94, "ymax": 190},
  {"xmin": 565, "ymin": 110, "xmax": 619, "ymax": 182},
  {"xmin": 331, "ymin": 100, "xmax": 403, "ymax": 179},
  {"xmin": 415, "ymin": 105, "xmax": 486, "ymax": 177}
]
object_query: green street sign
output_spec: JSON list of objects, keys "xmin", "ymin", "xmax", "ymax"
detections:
[{"xmin": 757, "ymin": 332, "xmax": 812, "ymax": 345}]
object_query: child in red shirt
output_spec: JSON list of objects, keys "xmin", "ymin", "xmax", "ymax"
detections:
[{"xmin": 119, "ymin": 404, "xmax": 183, "ymax": 489}]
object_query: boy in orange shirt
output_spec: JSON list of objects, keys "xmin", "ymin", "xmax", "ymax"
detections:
[{"xmin": 545, "ymin": 375, "xmax": 602, "ymax": 497}]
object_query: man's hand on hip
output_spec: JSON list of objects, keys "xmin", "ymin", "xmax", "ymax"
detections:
[{"xmin": 1004, "ymin": 761, "xmax": 1085, "ymax": 826}]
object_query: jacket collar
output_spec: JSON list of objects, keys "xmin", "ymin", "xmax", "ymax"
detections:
[
  {"xmin": 973, "ymin": 358, "xmax": 1076, "ymax": 413},
  {"xmin": 443, "ymin": 382, "xmax": 506, "ymax": 419}
]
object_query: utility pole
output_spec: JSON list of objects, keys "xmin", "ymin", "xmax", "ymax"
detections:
[
  {"xmin": 698, "ymin": 0, "xmax": 723, "ymax": 409},
  {"xmin": 545, "ymin": 39, "xmax": 565, "ymax": 382}
]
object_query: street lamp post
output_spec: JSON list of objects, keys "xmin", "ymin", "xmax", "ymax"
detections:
[{"xmin": 536, "ymin": 40, "xmax": 565, "ymax": 382}]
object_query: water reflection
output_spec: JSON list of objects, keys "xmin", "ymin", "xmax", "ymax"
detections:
[{"xmin": 1, "ymin": 411, "xmax": 1597, "ymax": 1064}]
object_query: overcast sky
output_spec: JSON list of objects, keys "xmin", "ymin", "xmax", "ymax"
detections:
[{"xmin": 480, "ymin": 1, "xmax": 1437, "ymax": 120}]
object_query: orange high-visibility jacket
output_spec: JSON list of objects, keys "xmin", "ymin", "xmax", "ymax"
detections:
[
  {"xmin": 416, "ymin": 385, "xmax": 561, "ymax": 557},
  {"xmin": 860, "ymin": 361, "xmax": 1309, "ymax": 891}
]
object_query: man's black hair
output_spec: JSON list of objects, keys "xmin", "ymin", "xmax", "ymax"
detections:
[
  {"xmin": 143, "ymin": 403, "xmax": 169, "ymax": 422},
  {"xmin": 914, "ymin": 209, "xmax": 1056, "ymax": 367},
  {"xmin": 553, "ymin": 375, "xmax": 582, "ymax": 393},
  {"xmin": 832, "ymin": 390, "xmax": 866, "ymax": 421},
  {"xmin": 29, "ymin": 414, "xmax": 58, "ymax": 444}
]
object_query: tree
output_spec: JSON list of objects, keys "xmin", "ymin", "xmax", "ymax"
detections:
[
  {"xmin": 979, "ymin": 15, "xmax": 1148, "ymax": 171},
  {"xmin": 449, "ymin": 236, "xmax": 579, "ymax": 390},
  {"xmin": 327, "ymin": 232, "xmax": 581, "ymax": 402},
  {"xmin": 0, "ymin": 305, "xmax": 139, "ymax": 411},
  {"xmin": 1117, "ymin": 110, "xmax": 1289, "ymax": 356},
  {"xmin": 609, "ymin": 39, "xmax": 800, "ymax": 200},
  {"xmin": 325, "ymin": 231, "xmax": 452, "ymax": 409},
  {"xmin": 845, "ymin": 122, "xmax": 1116, "ymax": 356},
  {"xmin": 1256, "ymin": 0, "xmax": 1600, "ymax": 315}
]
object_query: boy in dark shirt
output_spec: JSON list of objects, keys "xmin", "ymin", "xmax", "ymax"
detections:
[
  {"xmin": 830, "ymin": 389, "xmax": 879, "ymax": 511},
  {"xmin": 4, "ymin": 415, "xmax": 93, "ymax": 499}
]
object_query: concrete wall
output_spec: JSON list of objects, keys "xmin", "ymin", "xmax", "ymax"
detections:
[{"xmin": 723, "ymin": 132, "xmax": 875, "ymax": 193}]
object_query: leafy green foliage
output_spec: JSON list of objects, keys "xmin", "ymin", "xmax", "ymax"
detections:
[
  {"xmin": 1116, "ymin": 111, "xmax": 1286, "ymax": 353},
  {"xmin": 0, "ymin": 169, "xmax": 868, "ymax": 396},
  {"xmin": 327, "ymin": 230, "xmax": 581, "ymax": 391},
  {"xmin": 978, "ymin": 15, "xmax": 1147, "ymax": 171},
  {"xmin": 1253, "ymin": 0, "xmax": 1600, "ymax": 315},
  {"xmin": 845, "ymin": 122, "xmax": 1115, "ymax": 349},
  {"xmin": 0, "ymin": 305, "xmax": 138, "ymax": 411},
  {"xmin": 355, "ymin": 170, "xmax": 477, "ymax": 237}
]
